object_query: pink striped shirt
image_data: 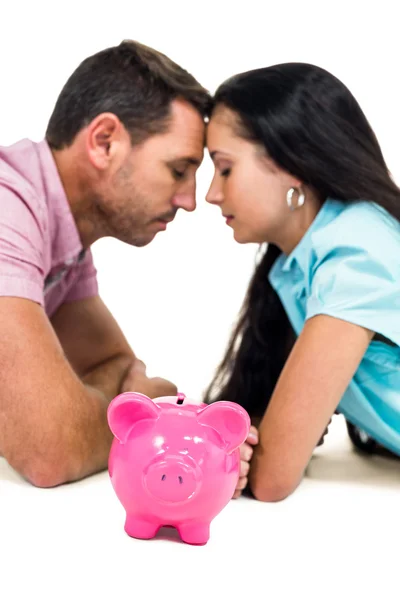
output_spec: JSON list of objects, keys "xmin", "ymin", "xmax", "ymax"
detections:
[{"xmin": 0, "ymin": 139, "xmax": 98, "ymax": 316}]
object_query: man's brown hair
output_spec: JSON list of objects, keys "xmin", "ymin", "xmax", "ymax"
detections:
[{"xmin": 46, "ymin": 39, "xmax": 211, "ymax": 149}]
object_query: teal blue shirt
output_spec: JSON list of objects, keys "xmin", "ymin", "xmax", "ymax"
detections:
[{"xmin": 269, "ymin": 199, "xmax": 400, "ymax": 455}]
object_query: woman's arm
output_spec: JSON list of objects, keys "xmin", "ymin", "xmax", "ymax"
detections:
[{"xmin": 249, "ymin": 314, "xmax": 374, "ymax": 502}]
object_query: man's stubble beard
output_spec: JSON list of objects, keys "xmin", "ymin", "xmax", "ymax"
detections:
[{"xmin": 92, "ymin": 186, "xmax": 155, "ymax": 247}]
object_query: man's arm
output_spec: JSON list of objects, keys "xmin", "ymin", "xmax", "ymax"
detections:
[
  {"xmin": 50, "ymin": 295, "xmax": 136, "ymax": 396},
  {"xmin": 0, "ymin": 293, "xmax": 155, "ymax": 487},
  {"xmin": 0, "ymin": 297, "xmax": 120, "ymax": 486},
  {"xmin": 51, "ymin": 295, "xmax": 178, "ymax": 403},
  {"xmin": 0, "ymin": 294, "xmax": 178, "ymax": 488},
  {"xmin": 0, "ymin": 296, "xmax": 140, "ymax": 487}
]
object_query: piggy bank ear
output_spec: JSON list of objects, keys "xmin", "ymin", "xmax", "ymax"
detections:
[
  {"xmin": 197, "ymin": 401, "xmax": 250, "ymax": 453},
  {"xmin": 107, "ymin": 392, "xmax": 160, "ymax": 444}
]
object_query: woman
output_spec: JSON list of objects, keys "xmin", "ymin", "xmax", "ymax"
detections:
[{"xmin": 204, "ymin": 63, "xmax": 400, "ymax": 502}]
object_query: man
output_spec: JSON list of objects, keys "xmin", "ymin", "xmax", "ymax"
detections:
[{"xmin": 0, "ymin": 40, "xmax": 210, "ymax": 488}]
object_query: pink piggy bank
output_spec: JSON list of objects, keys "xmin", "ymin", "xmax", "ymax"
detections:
[{"xmin": 107, "ymin": 392, "xmax": 250, "ymax": 545}]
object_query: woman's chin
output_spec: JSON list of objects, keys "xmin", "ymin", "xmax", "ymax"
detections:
[{"xmin": 233, "ymin": 229, "xmax": 258, "ymax": 245}]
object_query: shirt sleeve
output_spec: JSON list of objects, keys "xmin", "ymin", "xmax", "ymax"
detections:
[
  {"xmin": 306, "ymin": 203, "xmax": 400, "ymax": 346},
  {"xmin": 63, "ymin": 248, "xmax": 99, "ymax": 303},
  {"xmin": 0, "ymin": 185, "xmax": 45, "ymax": 304}
]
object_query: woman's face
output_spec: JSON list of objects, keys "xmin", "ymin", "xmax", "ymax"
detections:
[{"xmin": 206, "ymin": 106, "xmax": 302, "ymax": 246}]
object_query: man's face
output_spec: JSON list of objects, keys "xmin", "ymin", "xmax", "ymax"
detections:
[{"xmin": 94, "ymin": 99, "xmax": 205, "ymax": 247}]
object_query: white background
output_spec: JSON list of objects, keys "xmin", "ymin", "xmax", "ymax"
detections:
[{"xmin": 1, "ymin": 1, "xmax": 399, "ymax": 598}]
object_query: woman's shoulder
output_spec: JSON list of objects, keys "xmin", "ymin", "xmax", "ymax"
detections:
[
  {"xmin": 311, "ymin": 199, "xmax": 400, "ymax": 259},
  {"xmin": 306, "ymin": 200, "xmax": 400, "ymax": 346}
]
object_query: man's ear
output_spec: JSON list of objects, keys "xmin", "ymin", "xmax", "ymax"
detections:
[{"xmin": 85, "ymin": 113, "xmax": 130, "ymax": 170}]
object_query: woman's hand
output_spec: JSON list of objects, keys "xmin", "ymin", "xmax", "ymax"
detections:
[{"xmin": 233, "ymin": 426, "xmax": 259, "ymax": 499}]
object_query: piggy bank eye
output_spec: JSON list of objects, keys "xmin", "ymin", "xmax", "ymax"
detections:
[{"xmin": 182, "ymin": 447, "xmax": 189, "ymax": 453}]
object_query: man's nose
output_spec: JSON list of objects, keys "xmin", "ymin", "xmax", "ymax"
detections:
[{"xmin": 172, "ymin": 181, "xmax": 197, "ymax": 212}]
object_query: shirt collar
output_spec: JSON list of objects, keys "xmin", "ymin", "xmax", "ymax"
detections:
[{"xmin": 280, "ymin": 198, "xmax": 344, "ymax": 275}]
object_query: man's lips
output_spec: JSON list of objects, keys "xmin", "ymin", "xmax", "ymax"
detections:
[
  {"xmin": 152, "ymin": 215, "xmax": 176, "ymax": 231},
  {"xmin": 157, "ymin": 213, "xmax": 176, "ymax": 224}
]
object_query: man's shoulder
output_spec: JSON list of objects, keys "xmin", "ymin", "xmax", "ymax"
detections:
[
  {"xmin": 0, "ymin": 139, "xmax": 48, "ymax": 224},
  {"xmin": 0, "ymin": 138, "xmax": 40, "ymax": 192}
]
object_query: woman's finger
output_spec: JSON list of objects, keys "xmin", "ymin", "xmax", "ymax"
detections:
[
  {"xmin": 236, "ymin": 476, "xmax": 248, "ymax": 491},
  {"xmin": 240, "ymin": 443, "xmax": 253, "ymax": 462},
  {"xmin": 240, "ymin": 459, "xmax": 250, "ymax": 478}
]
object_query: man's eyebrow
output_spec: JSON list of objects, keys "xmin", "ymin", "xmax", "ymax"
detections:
[{"xmin": 168, "ymin": 156, "xmax": 202, "ymax": 166}]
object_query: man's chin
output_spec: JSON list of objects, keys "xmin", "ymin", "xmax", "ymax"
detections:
[
  {"xmin": 117, "ymin": 232, "xmax": 155, "ymax": 247},
  {"xmin": 118, "ymin": 222, "xmax": 167, "ymax": 247},
  {"xmin": 132, "ymin": 234, "xmax": 156, "ymax": 247},
  {"xmin": 136, "ymin": 222, "xmax": 170, "ymax": 246}
]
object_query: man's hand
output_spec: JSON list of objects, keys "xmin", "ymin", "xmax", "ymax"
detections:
[
  {"xmin": 233, "ymin": 426, "xmax": 259, "ymax": 499},
  {"xmin": 121, "ymin": 359, "xmax": 178, "ymax": 399}
]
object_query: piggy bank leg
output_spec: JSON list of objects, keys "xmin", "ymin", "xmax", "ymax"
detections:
[
  {"xmin": 125, "ymin": 515, "xmax": 159, "ymax": 540},
  {"xmin": 178, "ymin": 522, "xmax": 210, "ymax": 545}
]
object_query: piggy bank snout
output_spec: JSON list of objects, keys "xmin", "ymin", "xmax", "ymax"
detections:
[{"xmin": 144, "ymin": 456, "xmax": 199, "ymax": 503}]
